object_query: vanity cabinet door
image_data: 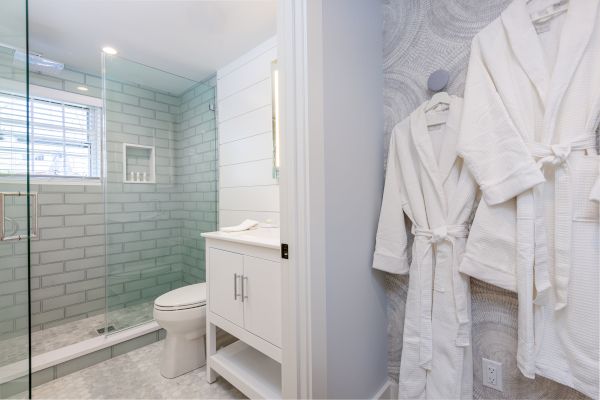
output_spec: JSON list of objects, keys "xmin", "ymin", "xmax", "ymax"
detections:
[
  {"xmin": 242, "ymin": 255, "xmax": 282, "ymax": 347},
  {"xmin": 209, "ymin": 248, "xmax": 244, "ymax": 327}
]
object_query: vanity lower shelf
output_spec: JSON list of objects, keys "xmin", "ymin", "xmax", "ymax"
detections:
[{"xmin": 210, "ymin": 341, "xmax": 282, "ymax": 399}]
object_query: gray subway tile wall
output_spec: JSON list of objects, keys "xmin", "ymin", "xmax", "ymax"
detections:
[{"xmin": 0, "ymin": 55, "xmax": 217, "ymax": 345}]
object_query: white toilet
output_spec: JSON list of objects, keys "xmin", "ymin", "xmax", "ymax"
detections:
[{"xmin": 153, "ymin": 282, "xmax": 207, "ymax": 379}]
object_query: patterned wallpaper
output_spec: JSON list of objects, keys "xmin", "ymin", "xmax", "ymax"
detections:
[{"xmin": 381, "ymin": 1, "xmax": 589, "ymax": 399}]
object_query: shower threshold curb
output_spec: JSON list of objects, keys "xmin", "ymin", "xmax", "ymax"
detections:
[{"xmin": 0, "ymin": 321, "xmax": 161, "ymax": 386}]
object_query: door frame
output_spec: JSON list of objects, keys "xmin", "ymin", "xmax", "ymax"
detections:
[{"xmin": 278, "ymin": 0, "xmax": 314, "ymax": 397}]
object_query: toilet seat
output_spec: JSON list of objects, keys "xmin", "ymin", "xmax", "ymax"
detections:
[{"xmin": 154, "ymin": 283, "xmax": 206, "ymax": 311}]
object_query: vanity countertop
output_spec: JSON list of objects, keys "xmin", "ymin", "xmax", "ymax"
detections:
[{"xmin": 201, "ymin": 227, "xmax": 280, "ymax": 250}]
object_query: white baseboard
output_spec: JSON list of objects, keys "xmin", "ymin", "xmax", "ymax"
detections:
[{"xmin": 373, "ymin": 379, "xmax": 395, "ymax": 400}]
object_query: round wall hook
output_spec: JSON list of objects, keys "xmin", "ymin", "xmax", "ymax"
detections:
[{"xmin": 427, "ymin": 69, "xmax": 449, "ymax": 92}]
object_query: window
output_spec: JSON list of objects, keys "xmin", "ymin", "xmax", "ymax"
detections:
[{"xmin": 0, "ymin": 91, "xmax": 101, "ymax": 180}]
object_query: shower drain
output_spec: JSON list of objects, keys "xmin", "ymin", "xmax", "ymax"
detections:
[{"xmin": 96, "ymin": 325, "xmax": 116, "ymax": 334}]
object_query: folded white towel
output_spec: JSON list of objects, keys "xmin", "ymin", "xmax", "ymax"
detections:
[{"xmin": 220, "ymin": 219, "xmax": 259, "ymax": 233}]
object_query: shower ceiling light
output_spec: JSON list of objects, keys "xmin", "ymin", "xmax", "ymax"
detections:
[
  {"xmin": 102, "ymin": 46, "xmax": 118, "ymax": 55},
  {"xmin": 77, "ymin": 86, "xmax": 89, "ymax": 91}
]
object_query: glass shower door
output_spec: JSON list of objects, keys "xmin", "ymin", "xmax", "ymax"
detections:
[
  {"xmin": 102, "ymin": 54, "xmax": 217, "ymax": 333},
  {"xmin": 0, "ymin": 0, "xmax": 31, "ymax": 398}
]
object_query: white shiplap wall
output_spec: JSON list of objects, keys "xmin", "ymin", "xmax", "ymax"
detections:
[{"xmin": 217, "ymin": 37, "xmax": 279, "ymax": 228}]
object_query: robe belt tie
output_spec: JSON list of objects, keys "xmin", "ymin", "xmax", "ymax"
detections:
[
  {"xmin": 411, "ymin": 224, "xmax": 470, "ymax": 370},
  {"xmin": 527, "ymin": 136, "xmax": 597, "ymax": 310}
]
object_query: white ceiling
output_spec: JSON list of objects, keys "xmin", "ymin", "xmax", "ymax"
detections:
[{"xmin": 26, "ymin": 0, "xmax": 277, "ymax": 93}]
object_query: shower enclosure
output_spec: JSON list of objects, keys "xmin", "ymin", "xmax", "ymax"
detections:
[
  {"xmin": 0, "ymin": 3, "xmax": 218, "ymax": 395},
  {"xmin": 0, "ymin": 0, "xmax": 30, "ymax": 398}
]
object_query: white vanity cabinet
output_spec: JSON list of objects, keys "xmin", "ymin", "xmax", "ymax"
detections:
[
  {"xmin": 208, "ymin": 248, "xmax": 282, "ymax": 346},
  {"xmin": 202, "ymin": 229, "xmax": 282, "ymax": 399}
]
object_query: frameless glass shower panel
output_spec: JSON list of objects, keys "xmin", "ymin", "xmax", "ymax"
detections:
[
  {"xmin": 0, "ymin": 0, "xmax": 30, "ymax": 398},
  {"xmin": 103, "ymin": 55, "xmax": 217, "ymax": 333}
]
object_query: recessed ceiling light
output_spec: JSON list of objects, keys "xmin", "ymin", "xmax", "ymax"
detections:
[
  {"xmin": 77, "ymin": 86, "xmax": 89, "ymax": 92},
  {"xmin": 102, "ymin": 46, "xmax": 118, "ymax": 55}
]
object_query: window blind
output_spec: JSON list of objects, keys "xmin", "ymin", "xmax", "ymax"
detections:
[{"xmin": 0, "ymin": 91, "xmax": 101, "ymax": 178}]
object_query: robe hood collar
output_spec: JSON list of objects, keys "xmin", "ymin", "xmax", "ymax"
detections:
[{"xmin": 502, "ymin": 0, "xmax": 551, "ymax": 103}]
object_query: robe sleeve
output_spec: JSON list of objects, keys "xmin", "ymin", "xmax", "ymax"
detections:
[
  {"xmin": 457, "ymin": 37, "xmax": 545, "ymax": 206},
  {"xmin": 373, "ymin": 132, "xmax": 410, "ymax": 274}
]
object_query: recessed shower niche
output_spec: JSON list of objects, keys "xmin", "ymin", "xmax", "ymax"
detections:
[{"xmin": 123, "ymin": 143, "xmax": 155, "ymax": 183}]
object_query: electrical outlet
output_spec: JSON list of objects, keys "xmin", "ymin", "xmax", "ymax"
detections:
[{"xmin": 482, "ymin": 358, "xmax": 503, "ymax": 392}]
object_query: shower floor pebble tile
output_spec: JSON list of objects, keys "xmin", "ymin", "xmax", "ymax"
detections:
[
  {"xmin": 1, "ymin": 301, "xmax": 155, "ymax": 367},
  {"xmin": 33, "ymin": 341, "xmax": 245, "ymax": 399}
]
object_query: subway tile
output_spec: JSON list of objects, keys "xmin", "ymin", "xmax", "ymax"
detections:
[
  {"xmin": 85, "ymin": 203, "xmax": 104, "ymax": 214},
  {"xmin": 42, "ymin": 292, "xmax": 86, "ymax": 311},
  {"xmin": 123, "ymin": 84, "xmax": 155, "ymax": 100},
  {"xmin": 124, "ymin": 277, "xmax": 157, "ymax": 292},
  {"xmin": 41, "ymin": 270, "xmax": 85, "ymax": 287},
  {"xmin": 85, "ymin": 245, "xmax": 106, "ymax": 258},
  {"xmin": 107, "ymin": 112, "xmax": 140, "ymax": 125},
  {"xmin": 31, "ymin": 239, "xmax": 64, "ymax": 253},
  {"xmin": 140, "ymin": 117, "xmax": 171, "ymax": 130},
  {"xmin": 86, "ymin": 266, "xmax": 106, "ymax": 279},
  {"xmin": 124, "ymin": 240, "xmax": 156, "ymax": 252},
  {"xmin": 140, "ymin": 98, "xmax": 169, "ymax": 112},
  {"xmin": 65, "ymin": 298, "xmax": 105, "ymax": 318},
  {"xmin": 65, "ymin": 256, "xmax": 105, "ymax": 271},
  {"xmin": 66, "ymin": 277, "xmax": 105, "ymax": 294},
  {"xmin": 37, "ymin": 193, "xmax": 65, "ymax": 204},
  {"xmin": 41, "ymin": 204, "xmax": 85, "ymax": 216},
  {"xmin": 31, "ymin": 308, "xmax": 65, "ymax": 326},
  {"xmin": 64, "ymin": 235, "xmax": 105, "ymax": 249},
  {"xmin": 86, "ymin": 287, "xmax": 106, "ymax": 301},
  {"xmin": 64, "ymin": 193, "xmax": 103, "ymax": 204},
  {"xmin": 65, "ymin": 214, "xmax": 105, "ymax": 226},
  {"xmin": 38, "ymin": 216, "xmax": 64, "ymax": 228},
  {"xmin": 31, "ymin": 285, "xmax": 65, "ymax": 302},
  {"xmin": 40, "ymin": 248, "xmax": 85, "ymax": 264},
  {"xmin": 85, "ymin": 225, "xmax": 106, "ymax": 236},
  {"xmin": 107, "ymin": 91, "xmax": 139, "ymax": 106},
  {"xmin": 30, "ymin": 262, "xmax": 64, "ymax": 278},
  {"xmin": 109, "ymin": 251, "xmax": 140, "ymax": 264},
  {"xmin": 40, "ymin": 226, "xmax": 85, "ymax": 240},
  {"xmin": 155, "ymin": 92, "xmax": 180, "ymax": 106},
  {"xmin": 123, "ymin": 104, "xmax": 155, "ymax": 118},
  {"xmin": 40, "ymin": 185, "xmax": 85, "ymax": 193}
]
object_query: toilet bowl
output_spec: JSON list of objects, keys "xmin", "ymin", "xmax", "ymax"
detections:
[{"xmin": 153, "ymin": 283, "xmax": 207, "ymax": 379}]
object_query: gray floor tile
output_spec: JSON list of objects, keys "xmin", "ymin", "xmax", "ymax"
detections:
[{"xmin": 33, "ymin": 341, "xmax": 245, "ymax": 399}]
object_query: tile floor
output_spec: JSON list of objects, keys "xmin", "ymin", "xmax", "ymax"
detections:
[{"xmin": 33, "ymin": 340, "xmax": 245, "ymax": 399}]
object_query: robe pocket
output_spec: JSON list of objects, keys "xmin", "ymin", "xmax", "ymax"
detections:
[{"xmin": 572, "ymin": 156, "xmax": 599, "ymax": 222}]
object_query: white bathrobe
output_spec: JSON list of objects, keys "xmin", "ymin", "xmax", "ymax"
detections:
[
  {"xmin": 373, "ymin": 97, "xmax": 477, "ymax": 399},
  {"xmin": 457, "ymin": 0, "xmax": 600, "ymax": 397}
]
